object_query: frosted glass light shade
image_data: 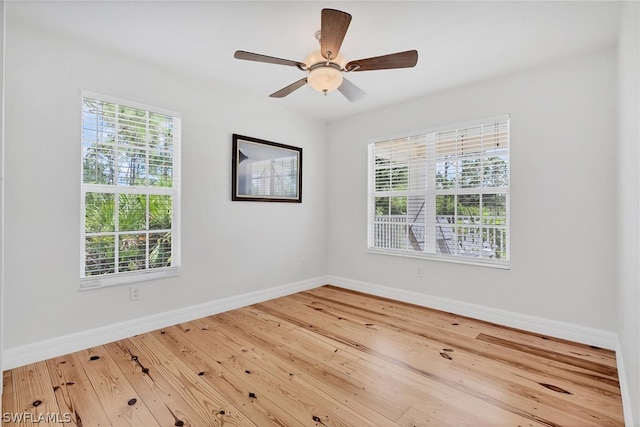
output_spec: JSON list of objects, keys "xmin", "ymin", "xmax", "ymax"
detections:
[
  {"xmin": 307, "ymin": 66, "xmax": 343, "ymax": 93},
  {"xmin": 304, "ymin": 50, "xmax": 346, "ymax": 94}
]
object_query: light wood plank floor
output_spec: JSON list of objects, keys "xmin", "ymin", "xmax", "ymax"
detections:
[{"xmin": 2, "ymin": 286, "xmax": 624, "ymax": 426}]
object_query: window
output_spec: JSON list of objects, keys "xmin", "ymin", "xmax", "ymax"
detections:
[
  {"xmin": 81, "ymin": 92, "xmax": 181, "ymax": 287},
  {"xmin": 368, "ymin": 116, "xmax": 509, "ymax": 267}
]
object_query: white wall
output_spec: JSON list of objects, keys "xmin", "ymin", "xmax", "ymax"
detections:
[
  {"xmin": 617, "ymin": 2, "xmax": 640, "ymax": 425},
  {"xmin": 2, "ymin": 21, "xmax": 327, "ymax": 351},
  {"xmin": 327, "ymin": 46, "xmax": 619, "ymax": 333}
]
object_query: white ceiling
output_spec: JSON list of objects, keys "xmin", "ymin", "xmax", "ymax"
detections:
[{"xmin": 7, "ymin": 1, "xmax": 622, "ymax": 122}]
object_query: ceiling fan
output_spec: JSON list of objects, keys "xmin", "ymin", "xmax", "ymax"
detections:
[{"xmin": 234, "ymin": 8, "xmax": 418, "ymax": 102}]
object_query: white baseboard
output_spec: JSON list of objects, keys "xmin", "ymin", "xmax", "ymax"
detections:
[
  {"xmin": 3, "ymin": 275, "xmax": 619, "ymax": 368},
  {"xmin": 2, "ymin": 276, "xmax": 326, "ymax": 370},
  {"xmin": 327, "ymin": 275, "xmax": 618, "ymax": 350}
]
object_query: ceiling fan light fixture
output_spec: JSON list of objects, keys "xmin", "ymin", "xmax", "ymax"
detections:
[
  {"xmin": 307, "ymin": 64, "xmax": 343, "ymax": 94},
  {"xmin": 304, "ymin": 50, "xmax": 346, "ymax": 94}
]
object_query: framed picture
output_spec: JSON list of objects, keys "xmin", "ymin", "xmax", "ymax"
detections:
[{"xmin": 232, "ymin": 134, "xmax": 302, "ymax": 203}]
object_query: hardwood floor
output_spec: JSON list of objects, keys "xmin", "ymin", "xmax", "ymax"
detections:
[{"xmin": 2, "ymin": 285, "xmax": 624, "ymax": 426}]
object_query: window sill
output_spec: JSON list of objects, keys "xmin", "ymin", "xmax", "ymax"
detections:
[
  {"xmin": 80, "ymin": 267, "xmax": 181, "ymax": 290},
  {"xmin": 367, "ymin": 248, "xmax": 510, "ymax": 270}
]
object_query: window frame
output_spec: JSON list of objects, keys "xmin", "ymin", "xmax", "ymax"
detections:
[
  {"xmin": 367, "ymin": 115, "xmax": 510, "ymax": 269},
  {"xmin": 80, "ymin": 91, "xmax": 181, "ymax": 289}
]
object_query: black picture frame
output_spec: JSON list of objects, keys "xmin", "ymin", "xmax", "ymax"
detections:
[{"xmin": 232, "ymin": 134, "xmax": 302, "ymax": 203}]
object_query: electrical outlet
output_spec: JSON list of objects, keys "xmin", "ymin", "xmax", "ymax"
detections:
[
  {"xmin": 416, "ymin": 267, "xmax": 423, "ymax": 278},
  {"xmin": 130, "ymin": 286, "xmax": 140, "ymax": 301}
]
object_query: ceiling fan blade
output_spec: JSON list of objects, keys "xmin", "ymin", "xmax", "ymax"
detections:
[
  {"xmin": 270, "ymin": 78, "xmax": 308, "ymax": 98},
  {"xmin": 346, "ymin": 50, "xmax": 418, "ymax": 72},
  {"xmin": 337, "ymin": 77, "xmax": 366, "ymax": 102},
  {"xmin": 234, "ymin": 50, "xmax": 306, "ymax": 69},
  {"xmin": 320, "ymin": 8, "xmax": 352, "ymax": 60}
]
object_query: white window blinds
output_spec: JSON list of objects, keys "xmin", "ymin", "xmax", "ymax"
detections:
[
  {"xmin": 368, "ymin": 116, "xmax": 510, "ymax": 267},
  {"xmin": 370, "ymin": 135, "xmax": 428, "ymax": 252},
  {"xmin": 81, "ymin": 92, "xmax": 181, "ymax": 287}
]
